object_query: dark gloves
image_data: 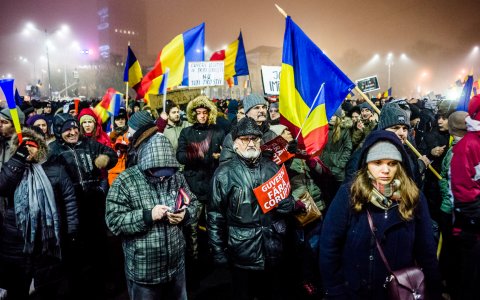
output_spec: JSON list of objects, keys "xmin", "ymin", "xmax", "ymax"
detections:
[
  {"xmin": 12, "ymin": 140, "xmax": 29, "ymax": 163},
  {"xmin": 294, "ymin": 199, "xmax": 307, "ymax": 213},
  {"xmin": 287, "ymin": 139, "xmax": 298, "ymax": 154},
  {"xmin": 262, "ymin": 149, "xmax": 275, "ymax": 159}
]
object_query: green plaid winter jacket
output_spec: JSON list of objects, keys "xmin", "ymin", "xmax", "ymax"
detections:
[{"xmin": 106, "ymin": 133, "xmax": 198, "ymax": 284}]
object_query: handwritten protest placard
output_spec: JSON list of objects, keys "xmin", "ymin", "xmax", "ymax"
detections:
[{"xmin": 253, "ymin": 165, "xmax": 291, "ymax": 213}]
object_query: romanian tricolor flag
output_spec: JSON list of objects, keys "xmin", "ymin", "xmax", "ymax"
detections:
[
  {"xmin": 137, "ymin": 23, "xmax": 205, "ymax": 100},
  {"xmin": 383, "ymin": 87, "xmax": 392, "ymax": 98},
  {"xmin": 123, "ymin": 46, "xmax": 143, "ymax": 90},
  {"xmin": 210, "ymin": 32, "xmax": 249, "ymax": 84},
  {"xmin": 279, "ymin": 17, "xmax": 354, "ymax": 156},
  {"xmin": 94, "ymin": 88, "xmax": 117, "ymax": 123},
  {"xmin": 457, "ymin": 74, "xmax": 474, "ymax": 112}
]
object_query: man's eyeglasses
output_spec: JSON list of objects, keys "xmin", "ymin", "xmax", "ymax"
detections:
[{"xmin": 238, "ymin": 136, "xmax": 261, "ymax": 145}]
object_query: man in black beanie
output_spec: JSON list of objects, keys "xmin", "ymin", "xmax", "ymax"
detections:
[{"xmin": 208, "ymin": 117, "xmax": 303, "ymax": 300}]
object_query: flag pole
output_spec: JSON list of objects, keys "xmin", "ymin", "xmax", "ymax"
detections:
[
  {"xmin": 275, "ymin": 4, "xmax": 288, "ymax": 18},
  {"xmin": 162, "ymin": 68, "xmax": 170, "ymax": 114},
  {"xmin": 295, "ymin": 83, "xmax": 324, "ymax": 140},
  {"xmin": 354, "ymin": 86, "xmax": 442, "ymax": 180},
  {"xmin": 126, "ymin": 42, "xmax": 131, "ymax": 118}
]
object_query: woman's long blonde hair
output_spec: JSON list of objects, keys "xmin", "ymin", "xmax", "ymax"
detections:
[
  {"xmin": 350, "ymin": 163, "xmax": 419, "ymax": 220},
  {"xmin": 331, "ymin": 116, "xmax": 342, "ymax": 144}
]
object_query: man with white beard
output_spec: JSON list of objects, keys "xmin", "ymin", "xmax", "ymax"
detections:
[{"xmin": 208, "ymin": 117, "xmax": 304, "ymax": 300}]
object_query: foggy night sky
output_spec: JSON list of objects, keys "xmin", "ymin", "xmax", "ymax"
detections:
[{"xmin": 1, "ymin": 0, "xmax": 479, "ymax": 97}]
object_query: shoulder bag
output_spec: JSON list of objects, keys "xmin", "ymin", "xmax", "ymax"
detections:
[{"xmin": 366, "ymin": 210, "xmax": 426, "ymax": 300}]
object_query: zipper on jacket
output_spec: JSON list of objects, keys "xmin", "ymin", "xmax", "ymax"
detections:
[{"xmin": 68, "ymin": 146, "xmax": 85, "ymax": 190}]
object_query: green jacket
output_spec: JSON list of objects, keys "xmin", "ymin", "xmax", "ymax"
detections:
[
  {"xmin": 163, "ymin": 120, "xmax": 190, "ymax": 152},
  {"xmin": 439, "ymin": 145, "xmax": 455, "ymax": 214},
  {"xmin": 320, "ymin": 119, "xmax": 353, "ymax": 182},
  {"xmin": 106, "ymin": 133, "xmax": 198, "ymax": 284},
  {"xmin": 288, "ymin": 158, "xmax": 325, "ymax": 212},
  {"xmin": 351, "ymin": 119, "xmax": 376, "ymax": 150}
]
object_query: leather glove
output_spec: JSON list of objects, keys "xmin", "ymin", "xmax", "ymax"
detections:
[
  {"xmin": 12, "ymin": 140, "xmax": 29, "ymax": 163},
  {"xmin": 262, "ymin": 149, "xmax": 275, "ymax": 159},
  {"xmin": 287, "ymin": 139, "xmax": 298, "ymax": 154},
  {"xmin": 294, "ymin": 199, "xmax": 307, "ymax": 213}
]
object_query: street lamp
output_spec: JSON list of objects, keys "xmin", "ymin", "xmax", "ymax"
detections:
[{"xmin": 22, "ymin": 22, "xmax": 72, "ymax": 99}]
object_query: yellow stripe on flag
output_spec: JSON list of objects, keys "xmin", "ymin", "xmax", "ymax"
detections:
[
  {"xmin": 160, "ymin": 34, "xmax": 185, "ymax": 88},
  {"xmin": 128, "ymin": 60, "xmax": 143, "ymax": 87},
  {"xmin": 224, "ymin": 40, "xmax": 239, "ymax": 79},
  {"xmin": 279, "ymin": 64, "xmax": 328, "ymax": 137}
]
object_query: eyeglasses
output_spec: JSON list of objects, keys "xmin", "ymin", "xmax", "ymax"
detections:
[{"xmin": 238, "ymin": 136, "xmax": 261, "ymax": 145}]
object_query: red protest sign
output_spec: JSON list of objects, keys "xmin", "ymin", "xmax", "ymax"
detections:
[
  {"xmin": 253, "ymin": 164, "xmax": 291, "ymax": 213},
  {"xmin": 260, "ymin": 135, "xmax": 294, "ymax": 165}
]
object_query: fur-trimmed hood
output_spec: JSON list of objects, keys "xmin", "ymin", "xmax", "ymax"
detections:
[
  {"xmin": 186, "ymin": 96, "xmax": 217, "ymax": 125},
  {"xmin": 10, "ymin": 127, "xmax": 48, "ymax": 163},
  {"xmin": 340, "ymin": 117, "xmax": 353, "ymax": 130}
]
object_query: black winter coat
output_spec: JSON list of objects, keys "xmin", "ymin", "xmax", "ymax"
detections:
[
  {"xmin": 176, "ymin": 123, "xmax": 225, "ymax": 202},
  {"xmin": 48, "ymin": 137, "xmax": 117, "ymax": 194},
  {"xmin": 208, "ymin": 155, "xmax": 295, "ymax": 270},
  {"xmin": 0, "ymin": 156, "xmax": 78, "ymax": 293}
]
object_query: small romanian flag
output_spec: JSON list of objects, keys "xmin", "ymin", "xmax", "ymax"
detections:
[
  {"xmin": 124, "ymin": 46, "xmax": 143, "ymax": 90},
  {"xmin": 279, "ymin": 17, "xmax": 354, "ymax": 156},
  {"xmin": 137, "ymin": 23, "xmax": 205, "ymax": 100},
  {"xmin": 94, "ymin": 88, "xmax": 117, "ymax": 123},
  {"xmin": 210, "ymin": 31, "xmax": 249, "ymax": 84},
  {"xmin": 383, "ymin": 87, "xmax": 392, "ymax": 98}
]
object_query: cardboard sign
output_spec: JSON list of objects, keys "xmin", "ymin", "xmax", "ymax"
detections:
[
  {"xmin": 253, "ymin": 165, "xmax": 291, "ymax": 214},
  {"xmin": 188, "ymin": 61, "xmax": 225, "ymax": 87},
  {"xmin": 261, "ymin": 65, "xmax": 281, "ymax": 95},
  {"xmin": 261, "ymin": 135, "xmax": 295, "ymax": 165},
  {"xmin": 356, "ymin": 75, "xmax": 380, "ymax": 93}
]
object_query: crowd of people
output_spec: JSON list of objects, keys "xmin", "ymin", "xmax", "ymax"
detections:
[{"xmin": 0, "ymin": 91, "xmax": 479, "ymax": 300}]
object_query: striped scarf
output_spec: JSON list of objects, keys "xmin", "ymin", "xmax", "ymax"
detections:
[
  {"xmin": 14, "ymin": 164, "xmax": 61, "ymax": 258},
  {"xmin": 369, "ymin": 178, "xmax": 401, "ymax": 210}
]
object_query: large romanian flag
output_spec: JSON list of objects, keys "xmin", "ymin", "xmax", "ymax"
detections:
[
  {"xmin": 210, "ymin": 32, "xmax": 249, "ymax": 84},
  {"xmin": 280, "ymin": 17, "xmax": 354, "ymax": 156},
  {"xmin": 137, "ymin": 23, "xmax": 205, "ymax": 100},
  {"xmin": 123, "ymin": 46, "xmax": 143, "ymax": 90}
]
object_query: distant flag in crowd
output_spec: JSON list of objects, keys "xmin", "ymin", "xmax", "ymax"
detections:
[
  {"xmin": 456, "ymin": 73, "xmax": 474, "ymax": 112},
  {"xmin": 279, "ymin": 16, "xmax": 354, "ymax": 156},
  {"xmin": 0, "ymin": 79, "xmax": 23, "ymax": 143},
  {"xmin": 108, "ymin": 92, "xmax": 122, "ymax": 117},
  {"xmin": 137, "ymin": 23, "xmax": 205, "ymax": 100},
  {"xmin": 94, "ymin": 88, "xmax": 117, "ymax": 123},
  {"xmin": 210, "ymin": 31, "xmax": 249, "ymax": 85},
  {"xmin": 346, "ymin": 91, "xmax": 354, "ymax": 100},
  {"xmin": 473, "ymin": 79, "xmax": 479, "ymax": 96},
  {"xmin": 383, "ymin": 87, "xmax": 392, "ymax": 98},
  {"xmin": 123, "ymin": 46, "xmax": 143, "ymax": 91},
  {"xmin": 15, "ymin": 88, "xmax": 23, "ymax": 106}
]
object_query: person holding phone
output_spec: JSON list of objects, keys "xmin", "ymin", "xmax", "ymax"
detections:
[{"xmin": 106, "ymin": 133, "xmax": 198, "ymax": 300}]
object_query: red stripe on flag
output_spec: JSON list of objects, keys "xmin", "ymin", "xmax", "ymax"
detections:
[
  {"xmin": 210, "ymin": 50, "xmax": 226, "ymax": 61},
  {"xmin": 280, "ymin": 116, "xmax": 328, "ymax": 156}
]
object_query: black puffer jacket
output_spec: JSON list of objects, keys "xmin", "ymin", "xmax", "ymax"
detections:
[
  {"xmin": 208, "ymin": 155, "xmax": 295, "ymax": 270},
  {"xmin": 176, "ymin": 123, "xmax": 224, "ymax": 202},
  {"xmin": 48, "ymin": 137, "xmax": 117, "ymax": 194}
]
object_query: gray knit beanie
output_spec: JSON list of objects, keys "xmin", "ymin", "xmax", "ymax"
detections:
[
  {"xmin": 377, "ymin": 103, "xmax": 410, "ymax": 130},
  {"xmin": 366, "ymin": 141, "xmax": 402, "ymax": 163},
  {"xmin": 243, "ymin": 93, "xmax": 268, "ymax": 114},
  {"xmin": 0, "ymin": 107, "xmax": 25, "ymax": 125},
  {"xmin": 128, "ymin": 111, "xmax": 153, "ymax": 131},
  {"xmin": 448, "ymin": 111, "xmax": 468, "ymax": 137}
]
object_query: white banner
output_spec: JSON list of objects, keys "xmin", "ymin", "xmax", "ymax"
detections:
[
  {"xmin": 261, "ymin": 65, "xmax": 281, "ymax": 95},
  {"xmin": 188, "ymin": 61, "xmax": 224, "ymax": 87}
]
